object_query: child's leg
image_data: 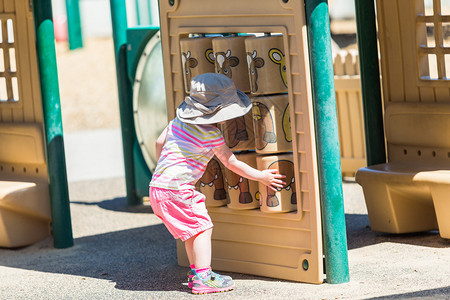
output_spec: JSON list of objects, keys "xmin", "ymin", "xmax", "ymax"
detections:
[{"xmin": 184, "ymin": 228, "xmax": 212, "ymax": 269}]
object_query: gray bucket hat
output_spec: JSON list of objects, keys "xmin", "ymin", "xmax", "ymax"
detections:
[{"xmin": 176, "ymin": 73, "xmax": 252, "ymax": 124}]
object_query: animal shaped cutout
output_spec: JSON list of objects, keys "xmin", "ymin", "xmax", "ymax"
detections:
[
  {"xmin": 269, "ymin": 48, "xmax": 287, "ymax": 87},
  {"xmin": 252, "ymin": 101, "xmax": 276, "ymax": 150},
  {"xmin": 246, "ymin": 50, "xmax": 265, "ymax": 93},
  {"xmin": 205, "ymin": 49, "xmax": 215, "ymax": 64},
  {"xmin": 282, "ymin": 103, "xmax": 292, "ymax": 142},
  {"xmin": 197, "ymin": 158, "xmax": 227, "ymax": 201},
  {"xmin": 215, "ymin": 50, "xmax": 239, "ymax": 78},
  {"xmin": 226, "ymin": 171, "xmax": 253, "ymax": 204},
  {"xmin": 181, "ymin": 51, "xmax": 198, "ymax": 88},
  {"xmin": 266, "ymin": 160, "xmax": 296, "ymax": 207},
  {"xmin": 221, "ymin": 115, "xmax": 249, "ymax": 148}
]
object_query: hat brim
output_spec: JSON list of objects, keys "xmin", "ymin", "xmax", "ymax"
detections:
[{"xmin": 177, "ymin": 90, "xmax": 252, "ymax": 125}]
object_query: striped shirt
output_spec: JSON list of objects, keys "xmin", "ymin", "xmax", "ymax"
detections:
[{"xmin": 150, "ymin": 117, "xmax": 225, "ymax": 190}]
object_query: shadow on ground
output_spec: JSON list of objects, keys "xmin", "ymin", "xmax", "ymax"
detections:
[{"xmin": 345, "ymin": 213, "xmax": 449, "ymax": 250}]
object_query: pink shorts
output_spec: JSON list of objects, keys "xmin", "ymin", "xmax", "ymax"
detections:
[{"xmin": 149, "ymin": 186, "xmax": 213, "ymax": 241}]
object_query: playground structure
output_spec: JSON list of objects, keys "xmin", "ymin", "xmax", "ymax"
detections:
[
  {"xmin": 0, "ymin": 0, "xmax": 447, "ymax": 288},
  {"xmin": 0, "ymin": 0, "xmax": 72, "ymax": 248},
  {"xmin": 356, "ymin": 0, "xmax": 450, "ymax": 239},
  {"xmin": 148, "ymin": 0, "xmax": 348, "ymax": 284}
]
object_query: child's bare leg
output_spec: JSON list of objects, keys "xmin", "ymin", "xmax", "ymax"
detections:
[{"xmin": 184, "ymin": 228, "xmax": 212, "ymax": 269}]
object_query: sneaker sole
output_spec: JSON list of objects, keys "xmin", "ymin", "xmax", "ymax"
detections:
[{"xmin": 192, "ymin": 285, "xmax": 234, "ymax": 294}]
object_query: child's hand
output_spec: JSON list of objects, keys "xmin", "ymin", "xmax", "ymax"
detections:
[{"xmin": 260, "ymin": 169, "xmax": 286, "ymax": 192}]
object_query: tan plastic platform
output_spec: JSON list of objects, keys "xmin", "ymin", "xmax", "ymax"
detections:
[
  {"xmin": 160, "ymin": 0, "xmax": 323, "ymax": 283},
  {"xmin": 0, "ymin": 0, "xmax": 51, "ymax": 248}
]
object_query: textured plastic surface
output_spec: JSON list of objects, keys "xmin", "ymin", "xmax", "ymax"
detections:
[
  {"xmin": 356, "ymin": 103, "xmax": 450, "ymax": 238},
  {"xmin": 159, "ymin": 0, "xmax": 323, "ymax": 283},
  {"xmin": 0, "ymin": 124, "xmax": 51, "ymax": 247},
  {"xmin": 357, "ymin": 1, "xmax": 450, "ymax": 239},
  {"xmin": 0, "ymin": 0, "xmax": 51, "ymax": 248},
  {"xmin": 333, "ymin": 50, "xmax": 366, "ymax": 177}
]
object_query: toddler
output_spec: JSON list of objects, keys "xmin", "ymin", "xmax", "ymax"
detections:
[{"xmin": 149, "ymin": 73, "xmax": 285, "ymax": 294}]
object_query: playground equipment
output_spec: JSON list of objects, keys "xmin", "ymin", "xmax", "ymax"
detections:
[
  {"xmin": 111, "ymin": 0, "xmax": 351, "ymax": 284},
  {"xmin": 155, "ymin": 0, "xmax": 348, "ymax": 284},
  {"xmin": 355, "ymin": 0, "xmax": 450, "ymax": 239},
  {"xmin": 0, "ymin": 0, "xmax": 73, "ymax": 248}
]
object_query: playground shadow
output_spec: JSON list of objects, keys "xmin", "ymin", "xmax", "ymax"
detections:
[
  {"xmin": 71, "ymin": 197, "xmax": 154, "ymax": 214},
  {"xmin": 73, "ymin": 197, "xmax": 449, "ymax": 251},
  {"xmin": 369, "ymin": 286, "xmax": 450, "ymax": 299},
  {"xmin": 0, "ymin": 224, "xmax": 190, "ymax": 292},
  {"xmin": 345, "ymin": 213, "xmax": 449, "ymax": 250}
]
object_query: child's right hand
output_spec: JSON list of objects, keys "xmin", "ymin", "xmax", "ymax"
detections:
[{"xmin": 260, "ymin": 169, "xmax": 286, "ymax": 192}]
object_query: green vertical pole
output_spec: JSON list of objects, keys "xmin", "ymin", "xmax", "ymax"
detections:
[
  {"xmin": 305, "ymin": 0, "xmax": 349, "ymax": 284},
  {"xmin": 110, "ymin": 0, "xmax": 140, "ymax": 205},
  {"xmin": 65, "ymin": 0, "xmax": 83, "ymax": 50},
  {"xmin": 354, "ymin": 0, "xmax": 386, "ymax": 166},
  {"xmin": 33, "ymin": 0, "xmax": 74, "ymax": 248}
]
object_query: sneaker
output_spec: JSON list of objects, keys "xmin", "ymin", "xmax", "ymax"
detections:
[
  {"xmin": 191, "ymin": 270, "xmax": 234, "ymax": 294},
  {"xmin": 187, "ymin": 269, "xmax": 232, "ymax": 289},
  {"xmin": 187, "ymin": 270, "xmax": 195, "ymax": 289}
]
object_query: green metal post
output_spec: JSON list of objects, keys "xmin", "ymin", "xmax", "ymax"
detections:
[
  {"xmin": 33, "ymin": 0, "xmax": 74, "ymax": 248},
  {"xmin": 355, "ymin": 0, "xmax": 386, "ymax": 166},
  {"xmin": 305, "ymin": 0, "xmax": 350, "ymax": 283},
  {"xmin": 65, "ymin": 0, "xmax": 83, "ymax": 50},
  {"xmin": 110, "ymin": 0, "xmax": 140, "ymax": 205}
]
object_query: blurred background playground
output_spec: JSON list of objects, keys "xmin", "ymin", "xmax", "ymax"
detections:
[{"xmin": 0, "ymin": 0, "xmax": 449, "ymax": 298}]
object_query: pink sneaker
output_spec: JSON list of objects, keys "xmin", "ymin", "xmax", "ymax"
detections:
[
  {"xmin": 187, "ymin": 269, "xmax": 232, "ymax": 289},
  {"xmin": 191, "ymin": 270, "xmax": 234, "ymax": 294}
]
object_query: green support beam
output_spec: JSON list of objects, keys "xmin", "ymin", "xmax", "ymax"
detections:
[
  {"xmin": 304, "ymin": 0, "xmax": 350, "ymax": 284},
  {"xmin": 354, "ymin": 0, "xmax": 386, "ymax": 166},
  {"xmin": 110, "ymin": 0, "xmax": 140, "ymax": 205},
  {"xmin": 65, "ymin": 0, "xmax": 83, "ymax": 50},
  {"xmin": 33, "ymin": 0, "xmax": 74, "ymax": 249}
]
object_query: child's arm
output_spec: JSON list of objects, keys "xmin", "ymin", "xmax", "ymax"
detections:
[
  {"xmin": 155, "ymin": 125, "xmax": 169, "ymax": 161},
  {"xmin": 213, "ymin": 144, "xmax": 286, "ymax": 191}
]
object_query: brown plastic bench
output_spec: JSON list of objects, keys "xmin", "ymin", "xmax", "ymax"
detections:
[
  {"xmin": 0, "ymin": 123, "xmax": 51, "ymax": 247},
  {"xmin": 356, "ymin": 103, "xmax": 450, "ymax": 239}
]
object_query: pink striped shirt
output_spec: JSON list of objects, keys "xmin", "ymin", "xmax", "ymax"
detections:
[{"xmin": 150, "ymin": 117, "xmax": 225, "ymax": 190}]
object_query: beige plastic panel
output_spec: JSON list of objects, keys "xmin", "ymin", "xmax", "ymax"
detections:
[
  {"xmin": 376, "ymin": 0, "xmax": 450, "ymax": 104},
  {"xmin": 0, "ymin": 123, "xmax": 51, "ymax": 248},
  {"xmin": 0, "ymin": 0, "xmax": 50, "ymax": 248},
  {"xmin": 333, "ymin": 50, "xmax": 366, "ymax": 177},
  {"xmin": 0, "ymin": 0, "xmax": 43, "ymax": 123},
  {"xmin": 356, "ymin": 103, "xmax": 450, "ymax": 238},
  {"xmin": 159, "ymin": 0, "xmax": 323, "ymax": 283},
  {"xmin": 0, "ymin": 123, "xmax": 46, "ymax": 164}
]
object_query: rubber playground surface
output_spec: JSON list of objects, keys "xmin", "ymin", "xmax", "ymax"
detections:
[{"xmin": 0, "ymin": 38, "xmax": 449, "ymax": 299}]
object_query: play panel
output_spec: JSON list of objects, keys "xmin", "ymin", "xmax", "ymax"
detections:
[{"xmin": 158, "ymin": 0, "xmax": 323, "ymax": 283}]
